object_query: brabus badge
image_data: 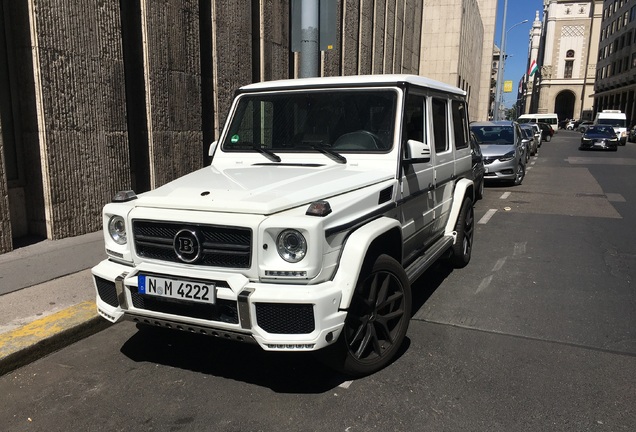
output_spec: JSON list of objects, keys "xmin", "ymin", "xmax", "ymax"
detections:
[{"xmin": 174, "ymin": 229, "xmax": 202, "ymax": 263}]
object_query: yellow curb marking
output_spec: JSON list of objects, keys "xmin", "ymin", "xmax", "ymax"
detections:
[{"xmin": 0, "ymin": 301, "xmax": 97, "ymax": 358}]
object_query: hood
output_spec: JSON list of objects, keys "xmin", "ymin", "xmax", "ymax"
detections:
[
  {"xmin": 477, "ymin": 143, "xmax": 516, "ymax": 158},
  {"xmin": 135, "ymin": 164, "xmax": 393, "ymax": 215}
]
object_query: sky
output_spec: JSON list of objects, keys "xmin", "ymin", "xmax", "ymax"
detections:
[{"xmin": 494, "ymin": 0, "xmax": 545, "ymax": 108}]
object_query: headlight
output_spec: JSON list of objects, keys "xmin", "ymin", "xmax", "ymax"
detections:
[
  {"xmin": 276, "ymin": 229, "xmax": 307, "ymax": 263},
  {"xmin": 108, "ymin": 215, "xmax": 127, "ymax": 245},
  {"xmin": 498, "ymin": 151, "xmax": 515, "ymax": 162}
]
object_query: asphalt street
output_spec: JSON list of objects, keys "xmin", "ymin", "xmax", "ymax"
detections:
[{"xmin": 0, "ymin": 130, "xmax": 635, "ymax": 431}]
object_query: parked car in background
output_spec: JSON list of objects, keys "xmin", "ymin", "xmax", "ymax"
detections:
[
  {"xmin": 628, "ymin": 126, "xmax": 636, "ymax": 143},
  {"xmin": 470, "ymin": 132, "xmax": 485, "ymax": 201},
  {"xmin": 528, "ymin": 123, "xmax": 543, "ymax": 148},
  {"xmin": 579, "ymin": 125, "xmax": 619, "ymax": 151},
  {"xmin": 470, "ymin": 121, "xmax": 527, "ymax": 186},
  {"xmin": 519, "ymin": 124, "xmax": 538, "ymax": 157},
  {"xmin": 566, "ymin": 119, "xmax": 577, "ymax": 130},
  {"xmin": 578, "ymin": 121, "xmax": 594, "ymax": 133},
  {"xmin": 537, "ymin": 122, "xmax": 553, "ymax": 142}
]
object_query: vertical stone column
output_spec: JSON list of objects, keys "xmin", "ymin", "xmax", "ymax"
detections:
[
  {"xmin": 0, "ymin": 131, "xmax": 11, "ymax": 252},
  {"xmin": 27, "ymin": 0, "xmax": 130, "ymax": 239}
]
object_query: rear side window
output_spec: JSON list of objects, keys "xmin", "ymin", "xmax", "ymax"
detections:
[
  {"xmin": 431, "ymin": 98, "xmax": 448, "ymax": 153},
  {"xmin": 451, "ymin": 100, "xmax": 469, "ymax": 149}
]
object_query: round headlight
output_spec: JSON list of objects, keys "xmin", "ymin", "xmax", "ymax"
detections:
[
  {"xmin": 276, "ymin": 229, "xmax": 307, "ymax": 263},
  {"xmin": 108, "ymin": 215, "xmax": 127, "ymax": 245}
]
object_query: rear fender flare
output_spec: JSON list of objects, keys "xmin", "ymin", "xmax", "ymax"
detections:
[{"xmin": 444, "ymin": 178, "xmax": 474, "ymax": 241}]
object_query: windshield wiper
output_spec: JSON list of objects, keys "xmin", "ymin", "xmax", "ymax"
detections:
[
  {"xmin": 311, "ymin": 145, "xmax": 347, "ymax": 164},
  {"xmin": 252, "ymin": 144, "xmax": 281, "ymax": 162}
]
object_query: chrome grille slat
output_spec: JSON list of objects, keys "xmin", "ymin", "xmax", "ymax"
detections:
[{"xmin": 133, "ymin": 220, "xmax": 252, "ymax": 268}]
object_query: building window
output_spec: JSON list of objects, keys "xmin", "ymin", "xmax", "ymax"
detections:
[
  {"xmin": 632, "ymin": 52, "xmax": 636, "ymax": 69},
  {"xmin": 566, "ymin": 49, "xmax": 575, "ymax": 58},
  {"xmin": 564, "ymin": 60, "xmax": 574, "ymax": 78}
]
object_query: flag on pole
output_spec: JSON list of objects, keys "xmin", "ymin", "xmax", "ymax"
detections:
[{"xmin": 528, "ymin": 60, "xmax": 538, "ymax": 77}]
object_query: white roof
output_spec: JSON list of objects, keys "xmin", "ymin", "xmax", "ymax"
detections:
[{"xmin": 239, "ymin": 74, "xmax": 465, "ymax": 96}]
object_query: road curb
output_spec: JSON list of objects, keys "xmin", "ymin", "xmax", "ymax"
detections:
[{"xmin": 0, "ymin": 301, "xmax": 111, "ymax": 376}]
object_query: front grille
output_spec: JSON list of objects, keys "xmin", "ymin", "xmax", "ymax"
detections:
[
  {"xmin": 255, "ymin": 303, "xmax": 315, "ymax": 334},
  {"xmin": 130, "ymin": 288, "xmax": 239, "ymax": 324},
  {"xmin": 133, "ymin": 220, "xmax": 252, "ymax": 268},
  {"xmin": 483, "ymin": 157, "xmax": 496, "ymax": 165},
  {"xmin": 95, "ymin": 276, "xmax": 119, "ymax": 307}
]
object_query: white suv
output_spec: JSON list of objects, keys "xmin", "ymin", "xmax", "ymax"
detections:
[{"xmin": 92, "ymin": 75, "xmax": 476, "ymax": 377}]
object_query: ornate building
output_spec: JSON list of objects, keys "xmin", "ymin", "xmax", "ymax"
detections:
[{"xmin": 522, "ymin": 0, "xmax": 603, "ymax": 121}]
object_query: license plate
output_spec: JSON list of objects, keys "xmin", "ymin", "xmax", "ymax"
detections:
[{"xmin": 138, "ymin": 275, "xmax": 216, "ymax": 304}]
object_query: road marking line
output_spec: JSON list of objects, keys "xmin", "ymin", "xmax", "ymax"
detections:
[
  {"xmin": 492, "ymin": 257, "xmax": 507, "ymax": 272},
  {"xmin": 500, "ymin": 192, "xmax": 511, "ymax": 199},
  {"xmin": 478, "ymin": 209, "xmax": 497, "ymax": 224},
  {"xmin": 476, "ymin": 275, "xmax": 493, "ymax": 294}
]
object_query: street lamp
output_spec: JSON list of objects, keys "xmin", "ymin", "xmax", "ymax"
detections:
[{"xmin": 494, "ymin": 1, "xmax": 528, "ymax": 120}]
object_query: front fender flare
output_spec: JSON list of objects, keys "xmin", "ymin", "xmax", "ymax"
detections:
[{"xmin": 332, "ymin": 217, "xmax": 401, "ymax": 310}]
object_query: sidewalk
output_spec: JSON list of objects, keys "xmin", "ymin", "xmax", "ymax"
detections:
[{"xmin": 0, "ymin": 231, "xmax": 109, "ymax": 375}]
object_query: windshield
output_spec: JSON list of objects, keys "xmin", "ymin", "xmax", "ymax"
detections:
[
  {"xmin": 597, "ymin": 118, "xmax": 626, "ymax": 127},
  {"xmin": 222, "ymin": 89, "xmax": 397, "ymax": 153},
  {"xmin": 470, "ymin": 126, "xmax": 515, "ymax": 145}
]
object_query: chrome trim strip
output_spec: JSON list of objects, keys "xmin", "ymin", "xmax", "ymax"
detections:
[
  {"xmin": 115, "ymin": 273, "xmax": 129, "ymax": 310},
  {"xmin": 237, "ymin": 288, "xmax": 255, "ymax": 329}
]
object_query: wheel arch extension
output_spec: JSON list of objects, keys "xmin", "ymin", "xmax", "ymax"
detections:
[
  {"xmin": 333, "ymin": 217, "xmax": 402, "ymax": 310},
  {"xmin": 444, "ymin": 178, "xmax": 474, "ymax": 239}
]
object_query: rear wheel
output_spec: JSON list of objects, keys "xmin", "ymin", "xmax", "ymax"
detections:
[
  {"xmin": 322, "ymin": 254, "xmax": 411, "ymax": 377},
  {"xmin": 449, "ymin": 197, "xmax": 474, "ymax": 268}
]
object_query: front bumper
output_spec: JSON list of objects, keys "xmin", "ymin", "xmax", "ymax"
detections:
[
  {"xmin": 483, "ymin": 158, "xmax": 519, "ymax": 180},
  {"xmin": 579, "ymin": 140, "xmax": 617, "ymax": 151},
  {"xmin": 92, "ymin": 259, "xmax": 346, "ymax": 351}
]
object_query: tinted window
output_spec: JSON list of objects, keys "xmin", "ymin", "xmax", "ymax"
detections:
[
  {"xmin": 451, "ymin": 100, "xmax": 469, "ymax": 149},
  {"xmin": 431, "ymin": 98, "xmax": 448, "ymax": 153}
]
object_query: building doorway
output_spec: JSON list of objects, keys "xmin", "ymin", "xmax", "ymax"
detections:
[{"xmin": 554, "ymin": 90, "xmax": 576, "ymax": 122}]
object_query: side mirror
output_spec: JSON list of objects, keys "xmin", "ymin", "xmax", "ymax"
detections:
[
  {"xmin": 404, "ymin": 139, "xmax": 431, "ymax": 162},
  {"xmin": 208, "ymin": 141, "xmax": 218, "ymax": 157}
]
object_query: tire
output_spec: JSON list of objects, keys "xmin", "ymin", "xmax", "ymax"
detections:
[
  {"xmin": 513, "ymin": 161, "xmax": 525, "ymax": 186},
  {"xmin": 545, "ymin": 135, "xmax": 551, "ymax": 142},
  {"xmin": 475, "ymin": 177, "xmax": 484, "ymax": 201},
  {"xmin": 449, "ymin": 197, "xmax": 474, "ymax": 268},
  {"xmin": 321, "ymin": 254, "xmax": 411, "ymax": 377}
]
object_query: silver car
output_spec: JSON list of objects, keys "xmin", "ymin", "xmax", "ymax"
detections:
[
  {"xmin": 470, "ymin": 121, "xmax": 527, "ymax": 186},
  {"xmin": 519, "ymin": 123, "xmax": 539, "ymax": 157}
]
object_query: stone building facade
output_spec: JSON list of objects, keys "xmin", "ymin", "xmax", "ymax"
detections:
[
  {"xmin": 0, "ymin": 0, "xmax": 426, "ymax": 254},
  {"xmin": 419, "ymin": 0, "xmax": 488, "ymax": 121},
  {"xmin": 523, "ymin": 0, "xmax": 603, "ymax": 121},
  {"xmin": 594, "ymin": 0, "xmax": 636, "ymax": 126}
]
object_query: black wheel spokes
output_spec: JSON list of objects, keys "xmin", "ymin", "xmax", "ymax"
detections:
[
  {"xmin": 348, "ymin": 271, "xmax": 406, "ymax": 361},
  {"xmin": 463, "ymin": 208, "xmax": 474, "ymax": 255}
]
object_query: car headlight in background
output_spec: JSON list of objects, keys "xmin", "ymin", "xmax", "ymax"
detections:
[
  {"xmin": 498, "ymin": 151, "xmax": 515, "ymax": 162},
  {"xmin": 277, "ymin": 229, "xmax": 307, "ymax": 263},
  {"xmin": 108, "ymin": 215, "xmax": 127, "ymax": 245}
]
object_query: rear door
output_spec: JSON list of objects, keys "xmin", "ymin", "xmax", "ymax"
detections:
[{"xmin": 400, "ymin": 91, "xmax": 435, "ymax": 259}]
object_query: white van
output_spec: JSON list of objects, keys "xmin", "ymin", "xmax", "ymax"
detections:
[
  {"xmin": 517, "ymin": 113, "xmax": 559, "ymax": 132},
  {"xmin": 594, "ymin": 110, "xmax": 627, "ymax": 145}
]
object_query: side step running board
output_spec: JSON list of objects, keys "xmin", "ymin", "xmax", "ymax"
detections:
[{"xmin": 405, "ymin": 235, "xmax": 454, "ymax": 283}]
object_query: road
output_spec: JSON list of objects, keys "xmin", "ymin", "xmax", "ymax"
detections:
[{"xmin": 1, "ymin": 130, "xmax": 635, "ymax": 432}]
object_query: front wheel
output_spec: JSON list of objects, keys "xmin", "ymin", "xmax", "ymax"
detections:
[
  {"xmin": 449, "ymin": 197, "xmax": 474, "ymax": 268},
  {"xmin": 513, "ymin": 161, "xmax": 525, "ymax": 186},
  {"xmin": 322, "ymin": 254, "xmax": 411, "ymax": 377}
]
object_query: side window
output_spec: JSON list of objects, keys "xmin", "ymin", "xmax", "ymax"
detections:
[
  {"xmin": 431, "ymin": 97, "xmax": 448, "ymax": 153},
  {"xmin": 404, "ymin": 93, "xmax": 426, "ymax": 143},
  {"xmin": 451, "ymin": 100, "xmax": 469, "ymax": 149}
]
